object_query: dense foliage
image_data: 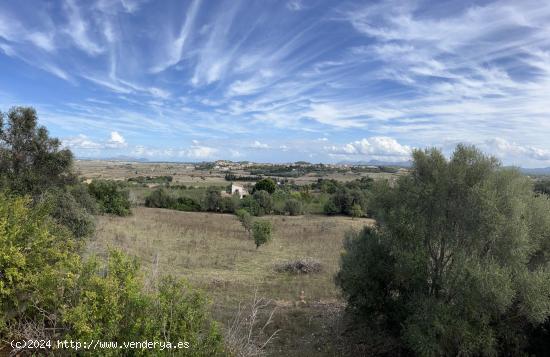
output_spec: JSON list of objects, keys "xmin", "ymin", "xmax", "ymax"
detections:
[
  {"xmin": 534, "ymin": 178, "xmax": 550, "ymax": 196},
  {"xmin": 145, "ymin": 187, "xmax": 202, "ymax": 212},
  {"xmin": 0, "ymin": 193, "xmax": 81, "ymax": 343},
  {"xmin": 253, "ymin": 178, "xmax": 276, "ymax": 194},
  {"xmin": 88, "ymin": 180, "xmax": 132, "ymax": 216},
  {"xmin": 283, "ymin": 198, "xmax": 303, "ymax": 216},
  {"xmin": 336, "ymin": 145, "xmax": 550, "ymax": 356},
  {"xmin": 252, "ymin": 220, "xmax": 273, "ymax": 249},
  {"xmin": 0, "ymin": 107, "xmax": 75, "ymax": 195}
]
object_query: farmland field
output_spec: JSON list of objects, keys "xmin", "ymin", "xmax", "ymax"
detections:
[{"xmin": 87, "ymin": 206, "xmax": 375, "ymax": 356}]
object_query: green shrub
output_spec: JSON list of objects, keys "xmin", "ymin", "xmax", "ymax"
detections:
[
  {"xmin": 145, "ymin": 188, "xmax": 201, "ymax": 212},
  {"xmin": 220, "ymin": 195, "xmax": 240, "ymax": 213},
  {"xmin": 63, "ymin": 251, "xmax": 224, "ymax": 356},
  {"xmin": 283, "ymin": 198, "xmax": 303, "ymax": 216},
  {"xmin": 254, "ymin": 178, "xmax": 276, "ymax": 194},
  {"xmin": 253, "ymin": 190, "xmax": 273, "ymax": 215},
  {"xmin": 88, "ymin": 180, "xmax": 131, "ymax": 216},
  {"xmin": 252, "ymin": 220, "xmax": 273, "ymax": 249},
  {"xmin": 145, "ymin": 187, "xmax": 174, "ymax": 208},
  {"xmin": 350, "ymin": 203, "xmax": 363, "ymax": 219},
  {"xmin": 173, "ymin": 196, "xmax": 201, "ymax": 211},
  {"xmin": 240, "ymin": 195, "xmax": 261, "ymax": 216},
  {"xmin": 203, "ymin": 186, "xmax": 222, "ymax": 212},
  {"xmin": 47, "ymin": 189, "xmax": 95, "ymax": 239},
  {"xmin": 236, "ymin": 208, "xmax": 253, "ymax": 234},
  {"xmin": 0, "ymin": 193, "xmax": 81, "ymax": 343},
  {"xmin": 68, "ymin": 183, "xmax": 99, "ymax": 215},
  {"xmin": 323, "ymin": 200, "xmax": 338, "ymax": 215},
  {"xmin": 336, "ymin": 145, "xmax": 550, "ymax": 356}
]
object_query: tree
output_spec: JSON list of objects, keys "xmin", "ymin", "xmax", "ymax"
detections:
[
  {"xmin": 253, "ymin": 190, "xmax": 273, "ymax": 215},
  {"xmin": 284, "ymin": 198, "xmax": 303, "ymax": 216},
  {"xmin": 203, "ymin": 186, "xmax": 222, "ymax": 212},
  {"xmin": 252, "ymin": 220, "xmax": 273, "ymax": 249},
  {"xmin": 220, "ymin": 194, "xmax": 240, "ymax": 213},
  {"xmin": 336, "ymin": 145, "xmax": 550, "ymax": 356},
  {"xmin": 323, "ymin": 200, "xmax": 338, "ymax": 215},
  {"xmin": 236, "ymin": 208, "xmax": 253, "ymax": 235},
  {"xmin": 240, "ymin": 195, "xmax": 261, "ymax": 216},
  {"xmin": 254, "ymin": 178, "xmax": 276, "ymax": 194},
  {"xmin": 0, "ymin": 107, "xmax": 75, "ymax": 195},
  {"xmin": 88, "ymin": 180, "xmax": 131, "ymax": 216},
  {"xmin": 350, "ymin": 203, "xmax": 363, "ymax": 220}
]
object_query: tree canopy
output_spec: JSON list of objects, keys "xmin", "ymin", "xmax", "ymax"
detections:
[
  {"xmin": 336, "ymin": 145, "xmax": 550, "ymax": 355},
  {"xmin": 0, "ymin": 107, "xmax": 75, "ymax": 195}
]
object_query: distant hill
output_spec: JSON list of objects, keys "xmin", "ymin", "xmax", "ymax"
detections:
[
  {"xmin": 519, "ymin": 167, "xmax": 550, "ymax": 175},
  {"xmin": 77, "ymin": 156, "xmax": 150, "ymax": 162},
  {"xmin": 337, "ymin": 159, "xmax": 412, "ymax": 168}
]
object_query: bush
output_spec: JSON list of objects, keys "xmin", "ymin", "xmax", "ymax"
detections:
[
  {"xmin": 0, "ymin": 193, "xmax": 81, "ymax": 345},
  {"xmin": 236, "ymin": 208, "xmax": 253, "ymax": 234},
  {"xmin": 63, "ymin": 251, "xmax": 224, "ymax": 356},
  {"xmin": 254, "ymin": 178, "xmax": 276, "ymax": 194},
  {"xmin": 253, "ymin": 190, "xmax": 273, "ymax": 215},
  {"xmin": 47, "ymin": 189, "xmax": 95, "ymax": 239},
  {"xmin": 203, "ymin": 186, "xmax": 222, "ymax": 212},
  {"xmin": 323, "ymin": 200, "xmax": 338, "ymax": 215},
  {"xmin": 274, "ymin": 258, "xmax": 322, "ymax": 274},
  {"xmin": 88, "ymin": 180, "xmax": 131, "ymax": 216},
  {"xmin": 336, "ymin": 145, "xmax": 550, "ymax": 356},
  {"xmin": 252, "ymin": 220, "xmax": 273, "ymax": 249},
  {"xmin": 173, "ymin": 196, "xmax": 201, "ymax": 211},
  {"xmin": 283, "ymin": 198, "xmax": 303, "ymax": 216},
  {"xmin": 69, "ymin": 183, "xmax": 99, "ymax": 215},
  {"xmin": 145, "ymin": 187, "xmax": 173, "ymax": 208},
  {"xmin": 220, "ymin": 195, "xmax": 240, "ymax": 213},
  {"xmin": 350, "ymin": 203, "xmax": 363, "ymax": 219},
  {"xmin": 240, "ymin": 195, "xmax": 261, "ymax": 216},
  {"xmin": 145, "ymin": 188, "xmax": 201, "ymax": 212}
]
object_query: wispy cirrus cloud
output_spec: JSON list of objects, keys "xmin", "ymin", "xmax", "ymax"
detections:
[{"xmin": 1, "ymin": 0, "xmax": 550, "ymax": 165}]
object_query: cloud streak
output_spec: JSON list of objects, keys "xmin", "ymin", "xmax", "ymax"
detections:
[{"xmin": 0, "ymin": 0, "xmax": 549, "ymax": 165}]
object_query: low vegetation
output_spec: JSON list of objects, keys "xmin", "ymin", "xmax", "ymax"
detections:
[{"xmin": 274, "ymin": 258, "xmax": 322, "ymax": 274}]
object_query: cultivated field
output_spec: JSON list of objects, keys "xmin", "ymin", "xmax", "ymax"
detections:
[{"xmin": 87, "ymin": 207, "xmax": 375, "ymax": 356}]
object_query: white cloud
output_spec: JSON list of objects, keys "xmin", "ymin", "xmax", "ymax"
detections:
[
  {"xmin": 63, "ymin": 134, "xmax": 102, "ymax": 149},
  {"xmin": 106, "ymin": 131, "xmax": 127, "ymax": 148},
  {"xmin": 327, "ymin": 136, "xmax": 412, "ymax": 161},
  {"xmin": 286, "ymin": 1, "xmax": 303, "ymax": 11},
  {"xmin": 251, "ymin": 140, "xmax": 269, "ymax": 149},
  {"xmin": 26, "ymin": 32, "xmax": 55, "ymax": 52},
  {"xmin": 304, "ymin": 103, "xmax": 366, "ymax": 128},
  {"xmin": 183, "ymin": 145, "xmax": 218, "ymax": 159},
  {"xmin": 148, "ymin": 87, "xmax": 170, "ymax": 99},
  {"xmin": 484, "ymin": 138, "xmax": 550, "ymax": 162},
  {"xmin": 64, "ymin": 0, "xmax": 104, "ymax": 55}
]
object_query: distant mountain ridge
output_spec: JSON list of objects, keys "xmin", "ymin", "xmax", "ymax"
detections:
[
  {"xmin": 337, "ymin": 159, "xmax": 412, "ymax": 167},
  {"xmin": 519, "ymin": 167, "xmax": 550, "ymax": 175}
]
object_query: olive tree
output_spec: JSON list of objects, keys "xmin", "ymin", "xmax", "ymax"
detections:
[
  {"xmin": 0, "ymin": 107, "xmax": 75, "ymax": 195},
  {"xmin": 252, "ymin": 220, "xmax": 273, "ymax": 249},
  {"xmin": 336, "ymin": 145, "xmax": 550, "ymax": 356}
]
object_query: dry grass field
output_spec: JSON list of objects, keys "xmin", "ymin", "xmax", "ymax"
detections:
[{"xmin": 87, "ymin": 207, "xmax": 375, "ymax": 356}]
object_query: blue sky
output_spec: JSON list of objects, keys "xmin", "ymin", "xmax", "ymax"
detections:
[{"xmin": 1, "ymin": 0, "xmax": 550, "ymax": 166}]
